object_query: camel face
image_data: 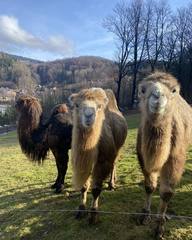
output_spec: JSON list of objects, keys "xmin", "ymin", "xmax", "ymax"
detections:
[
  {"xmin": 15, "ymin": 98, "xmax": 24, "ymax": 111},
  {"xmin": 80, "ymin": 100, "xmax": 98, "ymax": 128},
  {"xmin": 15, "ymin": 96, "xmax": 37, "ymax": 112},
  {"xmin": 69, "ymin": 88, "xmax": 108, "ymax": 130},
  {"xmin": 15, "ymin": 97, "xmax": 28, "ymax": 112},
  {"xmin": 147, "ymin": 82, "xmax": 168, "ymax": 114},
  {"xmin": 76, "ymin": 99, "xmax": 104, "ymax": 129},
  {"xmin": 139, "ymin": 80, "xmax": 178, "ymax": 116}
]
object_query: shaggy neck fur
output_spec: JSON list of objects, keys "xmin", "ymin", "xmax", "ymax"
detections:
[
  {"xmin": 141, "ymin": 110, "xmax": 173, "ymax": 173},
  {"xmin": 18, "ymin": 107, "xmax": 42, "ymax": 135},
  {"xmin": 17, "ymin": 100, "xmax": 46, "ymax": 161},
  {"xmin": 72, "ymin": 109, "xmax": 105, "ymax": 190}
]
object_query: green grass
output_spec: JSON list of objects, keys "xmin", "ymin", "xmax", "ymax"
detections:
[{"xmin": 0, "ymin": 114, "xmax": 192, "ymax": 240}]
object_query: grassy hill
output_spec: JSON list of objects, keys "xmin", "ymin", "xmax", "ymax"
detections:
[
  {"xmin": 0, "ymin": 114, "xmax": 192, "ymax": 240},
  {"xmin": 0, "ymin": 52, "xmax": 116, "ymax": 90}
]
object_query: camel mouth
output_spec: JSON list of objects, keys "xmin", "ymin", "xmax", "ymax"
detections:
[
  {"xmin": 83, "ymin": 120, "xmax": 94, "ymax": 128},
  {"xmin": 148, "ymin": 100, "xmax": 167, "ymax": 114},
  {"xmin": 81, "ymin": 117, "xmax": 95, "ymax": 128},
  {"xmin": 148, "ymin": 95, "xmax": 167, "ymax": 114},
  {"xmin": 82, "ymin": 109, "xmax": 96, "ymax": 128},
  {"xmin": 149, "ymin": 103, "xmax": 165, "ymax": 114}
]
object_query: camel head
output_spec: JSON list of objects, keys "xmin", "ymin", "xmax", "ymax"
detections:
[
  {"xmin": 15, "ymin": 96, "xmax": 41, "ymax": 113},
  {"xmin": 138, "ymin": 72, "xmax": 180, "ymax": 116},
  {"xmin": 51, "ymin": 104, "xmax": 68, "ymax": 115},
  {"xmin": 69, "ymin": 88, "xmax": 108, "ymax": 129},
  {"xmin": 15, "ymin": 96, "xmax": 43, "ymax": 130}
]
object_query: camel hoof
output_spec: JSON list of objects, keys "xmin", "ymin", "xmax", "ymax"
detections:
[
  {"xmin": 75, "ymin": 205, "xmax": 87, "ymax": 220},
  {"xmin": 154, "ymin": 226, "xmax": 164, "ymax": 240},
  {"xmin": 154, "ymin": 219, "xmax": 165, "ymax": 240},
  {"xmin": 88, "ymin": 208, "xmax": 99, "ymax": 224},
  {"xmin": 55, "ymin": 184, "xmax": 64, "ymax": 194},
  {"xmin": 137, "ymin": 209, "xmax": 151, "ymax": 225},
  {"xmin": 51, "ymin": 182, "xmax": 58, "ymax": 189}
]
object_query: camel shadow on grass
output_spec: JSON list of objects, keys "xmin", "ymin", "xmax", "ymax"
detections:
[{"xmin": 1, "ymin": 177, "xmax": 192, "ymax": 240}]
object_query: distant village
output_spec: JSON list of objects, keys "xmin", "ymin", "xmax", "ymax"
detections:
[{"xmin": 0, "ymin": 87, "xmax": 16, "ymax": 113}]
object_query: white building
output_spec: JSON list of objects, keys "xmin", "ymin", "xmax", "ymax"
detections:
[{"xmin": 0, "ymin": 104, "xmax": 10, "ymax": 114}]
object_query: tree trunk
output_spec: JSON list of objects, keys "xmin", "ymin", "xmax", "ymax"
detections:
[
  {"xmin": 131, "ymin": 70, "xmax": 137, "ymax": 108},
  {"xmin": 116, "ymin": 72, "xmax": 123, "ymax": 107}
]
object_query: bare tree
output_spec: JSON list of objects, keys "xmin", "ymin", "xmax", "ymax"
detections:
[
  {"xmin": 129, "ymin": 0, "xmax": 147, "ymax": 107},
  {"xmin": 12, "ymin": 61, "xmax": 36, "ymax": 94},
  {"xmin": 145, "ymin": 0, "xmax": 171, "ymax": 71},
  {"xmin": 104, "ymin": 2, "xmax": 133, "ymax": 105},
  {"xmin": 161, "ymin": 15, "xmax": 178, "ymax": 71},
  {"xmin": 104, "ymin": 0, "xmax": 192, "ymax": 106},
  {"xmin": 104, "ymin": 0, "xmax": 147, "ymax": 107},
  {"xmin": 173, "ymin": 7, "xmax": 190, "ymax": 97}
]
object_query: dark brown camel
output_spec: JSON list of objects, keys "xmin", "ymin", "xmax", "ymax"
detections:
[{"xmin": 15, "ymin": 96, "xmax": 72, "ymax": 193}]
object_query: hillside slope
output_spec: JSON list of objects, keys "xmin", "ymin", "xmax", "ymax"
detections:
[{"xmin": 0, "ymin": 53, "xmax": 117, "ymax": 90}]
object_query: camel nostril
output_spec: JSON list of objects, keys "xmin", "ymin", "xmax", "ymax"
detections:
[
  {"xmin": 152, "ymin": 89, "xmax": 161, "ymax": 99},
  {"xmin": 84, "ymin": 108, "xmax": 94, "ymax": 118},
  {"xmin": 85, "ymin": 113, "xmax": 93, "ymax": 119}
]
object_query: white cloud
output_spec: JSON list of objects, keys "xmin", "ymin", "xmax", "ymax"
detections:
[{"xmin": 0, "ymin": 15, "xmax": 74, "ymax": 56}]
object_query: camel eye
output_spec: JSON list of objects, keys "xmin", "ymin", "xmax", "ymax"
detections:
[
  {"xmin": 141, "ymin": 86, "xmax": 146, "ymax": 94},
  {"xmin": 97, "ymin": 104, "xmax": 102, "ymax": 110},
  {"xmin": 19, "ymin": 100, "xmax": 24, "ymax": 106},
  {"xmin": 172, "ymin": 88, "xmax": 176, "ymax": 94}
]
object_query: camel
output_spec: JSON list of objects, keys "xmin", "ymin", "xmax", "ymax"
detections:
[
  {"xmin": 15, "ymin": 96, "xmax": 72, "ymax": 193},
  {"xmin": 69, "ymin": 88, "xmax": 128, "ymax": 224},
  {"xmin": 136, "ymin": 71, "xmax": 192, "ymax": 239}
]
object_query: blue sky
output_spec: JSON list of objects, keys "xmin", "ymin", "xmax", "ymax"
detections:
[{"xmin": 0, "ymin": 0, "xmax": 191, "ymax": 61}]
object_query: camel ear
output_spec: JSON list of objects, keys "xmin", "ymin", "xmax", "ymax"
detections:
[
  {"xmin": 103, "ymin": 96, "xmax": 109, "ymax": 108},
  {"xmin": 68, "ymin": 93, "xmax": 78, "ymax": 107}
]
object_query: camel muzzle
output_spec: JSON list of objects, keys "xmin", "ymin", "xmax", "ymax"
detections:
[{"xmin": 148, "ymin": 92, "xmax": 167, "ymax": 114}]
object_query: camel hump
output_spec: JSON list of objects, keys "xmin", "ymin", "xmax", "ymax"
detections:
[
  {"xmin": 51, "ymin": 104, "xmax": 68, "ymax": 116},
  {"xmin": 105, "ymin": 89, "xmax": 119, "ymax": 111}
]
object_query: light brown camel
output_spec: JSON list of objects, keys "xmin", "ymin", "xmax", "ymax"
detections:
[
  {"xmin": 137, "ymin": 71, "xmax": 192, "ymax": 239},
  {"xmin": 69, "ymin": 88, "xmax": 128, "ymax": 224}
]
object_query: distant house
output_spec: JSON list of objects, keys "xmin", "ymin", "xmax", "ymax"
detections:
[
  {"xmin": 0, "ymin": 87, "xmax": 16, "ymax": 103},
  {"xmin": 0, "ymin": 104, "xmax": 10, "ymax": 114}
]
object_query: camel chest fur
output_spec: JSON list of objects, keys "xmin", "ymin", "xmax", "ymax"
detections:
[{"xmin": 141, "ymin": 123, "xmax": 172, "ymax": 173}]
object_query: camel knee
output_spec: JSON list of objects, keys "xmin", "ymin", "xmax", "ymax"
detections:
[
  {"xmin": 92, "ymin": 187, "xmax": 101, "ymax": 200},
  {"xmin": 91, "ymin": 187, "xmax": 102, "ymax": 209},
  {"xmin": 145, "ymin": 185, "xmax": 156, "ymax": 194},
  {"xmin": 160, "ymin": 191, "xmax": 174, "ymax": 203},
  {"xmin": 81, "ymin": 186, "xmax": 87, "ymax": 194},
  {"xmin": 160, "ymin": 180, "xmax": 174, "ymax": 203},
  {"xmin": 144, "ymin": 172, "xmax": 158, "ymax": 193}
]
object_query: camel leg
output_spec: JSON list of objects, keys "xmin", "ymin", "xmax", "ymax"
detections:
[
  {"xmin": 108, "ymin": 164, "xmax": 116, "ymax": 190},
  {"xmin": 89, "ymin": 156, "xmax": 115, "ymax": 224},
  {"xmin": 138, "ymin": 171, "xmax": 158, "ymax": 225},
  {"xmin": 76, "ymin": 181, "xmax": 90, "ymax": 219},
  {"xmin": 51, "ymin": 149, "xmax": 69, "ymax": 193},
  {"xmin": 89, "ymin": 183, "xmax": 102, "ymax": 224},
  {"xmin": 154, "ymin": 156, "xmax": 184, "ymax": 240}
]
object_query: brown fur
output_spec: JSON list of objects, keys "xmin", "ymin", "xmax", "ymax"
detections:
[
  {"xmin": 16, "ymin": 96, "xmax": 72, "ymax": 193},
  {"xmin": 16, "ymin": 96, "xmax": 48, "ymax": 161},
  {"xmin": 70, "ymin": 88, "xmax": 127, "ymax": 223},
  {"xmin": 137, "ymin": 72, "xmax": 192, "ymax": 238}
]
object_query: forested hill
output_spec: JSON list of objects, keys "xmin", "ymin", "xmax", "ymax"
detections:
[{"xmin": 0, "ymin": 52, "xmax": 116, "ymax": 91}]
